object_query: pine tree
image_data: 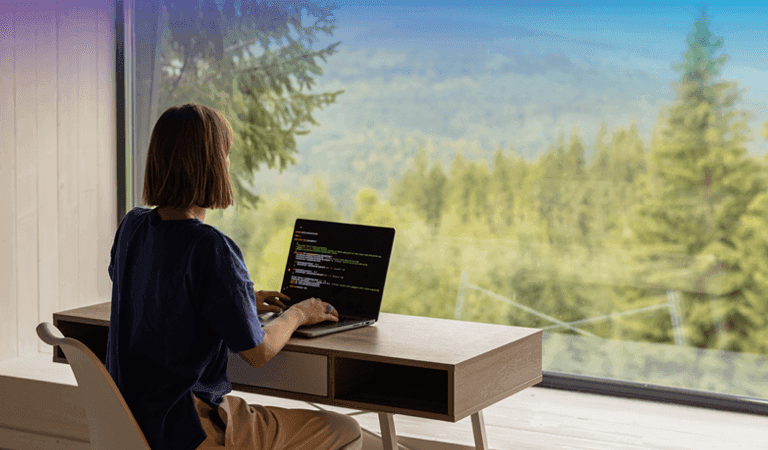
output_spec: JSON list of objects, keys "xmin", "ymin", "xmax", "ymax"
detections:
[
  {"xmin": 531, "ymin": 135, "xmax": 566, "ymax": 244},
  {"xmin": 730, "ymin": 187, "xmax": 768, "ymax": 353},
  {"xmin": 158, "ymin": 0, "xmax": 344, "ymax": 208},
  {"xmin": 424, "ymin": 163, "xmax": 448, "ymax": 230},
  {"xmin": 488, "ymin": 149, "xmax": 528, "ymax": 234},
  {"xmin": 447, "ymin": 153, "xmax": 491, "ymax": 225},
  {"xmin": 587, "ymin": 123, "xmax": 648, "ymax": 244},
  {"xmin": 630, "ymin": 11, "xmax": 764, "ymax": 351},
  {"xmin": 390, "ymin": 148, "xmax": 448, "ymax": 230}
]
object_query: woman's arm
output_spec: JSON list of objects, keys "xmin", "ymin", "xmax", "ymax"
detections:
[{"xmin": 238, "ymin": 298, "xmax": 338, "ymax": 368}]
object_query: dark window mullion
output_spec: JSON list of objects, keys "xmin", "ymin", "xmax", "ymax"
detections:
[{"xmin": 115, "ymin": 0, "xmax": 126, "ymax": 224}]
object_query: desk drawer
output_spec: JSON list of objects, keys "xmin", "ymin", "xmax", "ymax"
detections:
[{"xmin": 227, "ymin": 351, "xmax": 328, "ymax": 397}]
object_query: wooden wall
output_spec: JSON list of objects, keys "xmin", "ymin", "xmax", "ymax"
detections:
[{"xmin": 0, "ymin": 1, "xmax": 117, "ymax": 360}]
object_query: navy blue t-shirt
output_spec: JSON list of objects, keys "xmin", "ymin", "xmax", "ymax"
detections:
[{"xmin": 106, "ymin": 207, "xmax": 264, "ymax": 450}]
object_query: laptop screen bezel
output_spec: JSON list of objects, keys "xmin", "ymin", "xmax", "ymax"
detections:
[{"xmin": 279, "ymin": 218, "xmax": 396, "ymax": 322}]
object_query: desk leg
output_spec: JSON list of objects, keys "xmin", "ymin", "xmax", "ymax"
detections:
[
  {"xmin": 377, "ymin": 412, "xmax": 398, "ymax": 450},
  {"xmin": 471, "ymin": 411, "xmax": 489, "ymax": 450}
]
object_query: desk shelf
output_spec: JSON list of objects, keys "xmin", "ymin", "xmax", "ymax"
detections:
[
  {"xmin": 334, "ymin": 357, "xmax": 449, "ymax": 416},
  {"xmin": 52, "ymin": 318, "xmax": 109, "ymax": 364}
]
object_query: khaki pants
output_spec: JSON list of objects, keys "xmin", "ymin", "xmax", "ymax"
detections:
[{"xmin": 193, "ymin": 393, "xmax": 363, "ymax": 450}]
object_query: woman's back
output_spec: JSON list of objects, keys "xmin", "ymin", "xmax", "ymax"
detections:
[{"xmin": 106, "ymin": 206, "xmax": 264, "ymax": 450}]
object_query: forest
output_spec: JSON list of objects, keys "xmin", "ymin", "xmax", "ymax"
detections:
[{"xmin": 155, "ymin": 2, "xmax": 768, "ymax": 398}]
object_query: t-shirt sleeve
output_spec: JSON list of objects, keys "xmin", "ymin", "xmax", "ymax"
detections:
[
  {"xmin": 192, "ymin": 231, "xmax": 264, "ymax": 352},
  {"xmin": 108, "ymin": 212, "xmax": 129, "ymax": 282}
]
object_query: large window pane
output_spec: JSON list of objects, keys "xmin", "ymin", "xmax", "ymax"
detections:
[{"xmin": 134, "ymin": 1, "xmax": 768, "ymax": 402}]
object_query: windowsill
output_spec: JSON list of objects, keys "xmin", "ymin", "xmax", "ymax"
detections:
[{"xmin": 1, "ymin": 352, "xmax": 767, "ymax": 449}]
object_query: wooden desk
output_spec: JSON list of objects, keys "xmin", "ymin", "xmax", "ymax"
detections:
[{"xmin": 53, "ymin": 302, "xmax": 542, "ymax": 450}]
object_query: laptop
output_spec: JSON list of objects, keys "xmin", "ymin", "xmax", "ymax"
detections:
[{"xmin": 259, "ymin": 218, "xmax": 396, "ymax": 338}]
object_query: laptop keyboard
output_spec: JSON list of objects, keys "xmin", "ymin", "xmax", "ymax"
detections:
[{"xmin": 300, "ymin": 318, "xmax": 359, "ymax": 330}]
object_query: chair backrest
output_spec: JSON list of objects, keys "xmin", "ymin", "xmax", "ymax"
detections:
[{"xmin": 36, "ymin": 322, "xmax": 152, "ymax": 450}]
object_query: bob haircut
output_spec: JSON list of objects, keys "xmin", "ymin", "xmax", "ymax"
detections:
[{"xmin": 142, "ymin": 103, "xmax": 234, "ymax": 209}]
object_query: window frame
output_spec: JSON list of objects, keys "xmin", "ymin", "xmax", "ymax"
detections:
[
  {"xmin": 115, "ymin": 0, "xmax": 768, "ymax": 417},
  {"xmin": 116, "ymin": 0, "xmax": 128, "ymax": 225},
  {"xmin": 541, "ymin": 371, "xmax": 768, "ymax": 415}
]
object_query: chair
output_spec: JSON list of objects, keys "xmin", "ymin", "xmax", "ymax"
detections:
[{"xmin": 36, "ymin": 322, "xmax": 152, "ymax": 450}]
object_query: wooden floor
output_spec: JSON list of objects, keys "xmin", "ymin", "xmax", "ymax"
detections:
[
  {"xmin": 1, "ymin": 353, "xmax": 767, "ymax": 450},
  {"xmin": 232, "ymin": 388, "xmax": 768, "ymax": 450}
]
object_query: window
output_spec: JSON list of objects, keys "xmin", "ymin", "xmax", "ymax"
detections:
[{"xmin": 128, "ymin": 0, "xmax": 768, "ymax": 410}]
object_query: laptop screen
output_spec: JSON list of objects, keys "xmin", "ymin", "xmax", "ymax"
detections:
[{"xmin": 280, "ymin": 219, "xmax": 396, "ymax": 320}]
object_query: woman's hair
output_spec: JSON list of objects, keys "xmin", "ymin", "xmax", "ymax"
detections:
[{"xmin": 142, "ymin": 103, "xmax": 234, "ymax": 209}]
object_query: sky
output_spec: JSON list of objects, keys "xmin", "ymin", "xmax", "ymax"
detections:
[
  {"xmin": 319, "ymin": 1, "xmax": 768, "ymax": 79},
  {"xmin": 301, "ymin": 1, "xmax": 768, "ymax": 142}
]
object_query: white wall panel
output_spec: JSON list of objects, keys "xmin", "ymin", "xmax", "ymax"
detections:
[
  {"xmin": 77, "ymin": 6, "xmax": 100, "ymax": 307},
  {"xmin": 57, "ymin": 7, "xmax": 82, "ymax": 315},
  {"xmin": 36, "ymin": 8, "xmax": 59, "ymax": 354},
  {"xmin": 0, "ymin": 2, "xmax": 116, "ymax": 360},
  {"xmin": 96, "ymin": 0, "xmax": 117, "ymax": 300},
  {"xmin": 14, "ymin": 8, "xmax": 40, "ymax": 357},
  {"xmin": 0, "ymin": 8, "xmax": 18, "ymax": 360}
]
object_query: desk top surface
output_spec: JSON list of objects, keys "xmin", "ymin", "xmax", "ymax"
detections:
[{"xmin": 55, "ymin": 302, "xmax": 541, "ymax": 369}]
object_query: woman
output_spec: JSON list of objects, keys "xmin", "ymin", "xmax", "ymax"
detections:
[{"xmin": 106, "ymin": 103, "xmax": 362, "ymax": 450}]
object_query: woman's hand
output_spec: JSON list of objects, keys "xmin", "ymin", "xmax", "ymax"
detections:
[
  {"xmin": 254, "ymin": 290, "xmax": 289, "ymax": 314},
  {"xmin": 289, "ymin": 298, "xmax": 339, "ymax": 326}
]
